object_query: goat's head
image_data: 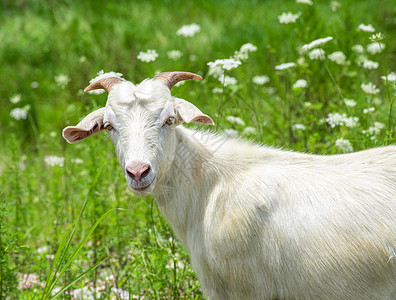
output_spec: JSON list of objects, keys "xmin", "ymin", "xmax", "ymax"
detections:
[{"xmin": 63, "ymin": 72, "xmax": 214, "ymax": 196}]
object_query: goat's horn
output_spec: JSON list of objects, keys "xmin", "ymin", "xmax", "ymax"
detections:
[
  {"xmin": 153, "ymin": 72, "xmax": 202, "ymax": 89},
  {"xmin": 83, "ymin": 77, "xmax": 124, "ymax": 93}
]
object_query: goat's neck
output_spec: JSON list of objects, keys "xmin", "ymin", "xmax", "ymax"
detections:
[{"xmin": 152, "ymin": 127, "xmax": 222, "ymax": 246}]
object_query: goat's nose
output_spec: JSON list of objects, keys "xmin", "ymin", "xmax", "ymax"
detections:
[{"xmin": 126, "ymin": 162, "xmax": 151, "ymax": 182}]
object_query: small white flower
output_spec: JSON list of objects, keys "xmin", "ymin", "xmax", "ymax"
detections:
[
  {"xmin": 292, "ymin": 124, "xmax": 306, "ymax": 130},
  {"xmin": 361, "ymin": 82, "xmax": 379, "ymax": 95},
  {"xmin": 308, "ymin": 48, "xmax": 325, "ymax": 60},
  {"xmin": 300, "ymin": 37, "xmax": 333, "ymax": 52},
  {"xmin": 137, "ymin": 49, "xmax": 158, "ymax": 63},
  {"xmin": 344, "ymin": 99, "xmax": 357, "ymax": 107},
  {"xmin": 252, "ymin": 75, "xmax": 270, "ymax": 85},
  {"xmin": 240, "ymin": 43, "xmax": 258, "ymax": 53},
  {"xmin": 30, "ymin": 82, "xmax": 39, "ymax": 89},
  {"xmin": 381, "ymin": 72, "xmax": 396, "ymax": 82},
  {"xmin": 87, "ymin": 70, "xmax": 124, "ymax": 94},
  {"xmin": 10, "ymin": 94, "xmax": 21, "ymax": 104},
  {"xmin": 326, "ymin": 113, "xmax": 358, "ymax": 128},
  {"xmin": 44, "ymin": 155, "xmax": 65, "ymax": 167},
  {"xmin": 366, "ymin": 42, "xmax": 385, "ymax": 55},
  {"xmin": 369, "ymin": 33, "xmax": 384, "ymax": 42},
  {"xmin": 363, "ymin": 122, "xmax": 384, "ymax": 136},
  {"xmin": 224, "ymin": 129, "xmax": 239, "ymax": 138},
  {"xmin": 362, "ymin": 59, "xmax": 379, "ymax": 70},
  {"xmin": 189, "ymin": 54, "xmax": 198, "ymax": 62},
  {"xmin": 212, "ymin": 88, "xmax": 224, "ymax": 94},
  {"xmin": 242, "ymin": 126, "xmax": 256, "ymax": 135},
  {"xmin": 219, "ymin": 75, "xmax": 238, "ymax": 86},
  {"xmin": 208, "ymin": 65, "xmax": 224, "ymax": 79},
  {"xmin": 328, "ymin": 51, "xmax": 347, "ymax": 65},
  {"xmin": 335, "ymin": 138, "xmax": 353, "ymax": 153},
  {"xmin": 167, "ymin": 50, "xmax": 183, "ymax": 61},
  {"xmin": 234, "ymin": 43, "xmax": 257, "ymax": 61},
  {"xmin": 293, "ymin": 79, "xmax": 308, "ymax": 89},
  {"xmin": 207, "ymin": 58, "xmax": 242, "ymax": 71},
  {"xmin": 275, "ymin": 62, "xmax": 296, "ymax": 70},
  {"xmin": 71, "ymin": 158, "xmax": 83, "ymax": 164},
  {"xmin": 296, "ymin": 0, "xmax": 313, "ymax": 5},
  {"xmin": 357, "ymin": 24, "xmax": 375, "ymax": 32},
  {"xmin": 55, "ymin": 74, "xmax": 71, "ymax": 89},
  {"xmin": 330, "ymin": 1, "xmax": 340, "ymax": 11},
  {"xmin": 176, "ymin": 23, "xmax": 201, "ymax": 37},
  {"xmin": 226, "ymin": 116, "xmax": 245, "ymax": 126},
  {"xmin": 363, "ymin": 107, "xmax": 375, "ymax": 114},
  {"xmin": 352, "ymin": 44, "xmax": 364, "ymax": 53},
  {"xmin": 278, "ymin": 12, "xmax": 301, "ymax": 24},
  {"xmin": 10, "ymin": 107, "xmax": 28, "ymax": 120}
]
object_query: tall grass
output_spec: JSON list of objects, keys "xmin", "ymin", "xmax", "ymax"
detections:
[{"xmin": 1, "ymin": 0, "xmax": 395, "ymax": 298}]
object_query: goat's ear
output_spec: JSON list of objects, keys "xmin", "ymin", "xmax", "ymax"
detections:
[
  {"xmin": 62, "ymin": 108, "xmax": 105, "ymax": 143},
  {"xmin": 174, "ymin": 98, "xmax": 214, "ymax": 125}
]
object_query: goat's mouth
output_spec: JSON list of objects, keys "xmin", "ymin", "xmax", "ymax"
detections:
[{"xmin": 128, "ymin": 175, "xmax": 157, "ymax": 194}]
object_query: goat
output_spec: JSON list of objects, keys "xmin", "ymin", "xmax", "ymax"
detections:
[{"xmin": 63, "ymin": 71, "xmax": 396, "ymax": 300}]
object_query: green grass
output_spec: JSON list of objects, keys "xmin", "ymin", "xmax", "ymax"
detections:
[{"xmin": 1, "ymin": 0, "xmax": 395, "ymax": 298}]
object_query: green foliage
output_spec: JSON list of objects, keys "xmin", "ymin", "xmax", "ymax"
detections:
[{"xmin": 0, "ymin": 0, "xmax": 395, "ymax": 299}]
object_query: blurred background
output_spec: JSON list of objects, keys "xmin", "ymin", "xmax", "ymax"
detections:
[{"xmin": 1, "ymin": 0, "xmax": 395, "ymax": 298}]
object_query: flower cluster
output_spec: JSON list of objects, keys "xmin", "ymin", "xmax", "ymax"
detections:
[
  {"xmin": 326, "ymin": 113, "xmax": 358, "ymax": 128},
  {"xmin": 335, "ymin": 138, "xmax": 353, "ymax": 153},
  {"xmin": 176, "ymin": 23, "xmax": 201, "ymax": 37},
  {"xmin": 278, "ymin": 12, "xmax": 301, "ymax": 24},
  {"xmin": 44, "ymin": 155, "xmax": 65, "ymax": 167},
  {"xmin": 137, "ymin": 49, "xmax": 159, "ymax": 63}
]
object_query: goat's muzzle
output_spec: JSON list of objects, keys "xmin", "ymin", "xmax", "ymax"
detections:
[{"xmin": 125, "ymin": 161, "xmax": 156, "ymax": 192}]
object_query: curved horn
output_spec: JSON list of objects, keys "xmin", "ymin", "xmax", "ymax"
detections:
[
  {"xmin": 83, "ymin": 77, "xmax": 124, "ymax": 93},
  {"xmin": 153, "ymin": 72, "xmax": 202, "ymax": 89}
]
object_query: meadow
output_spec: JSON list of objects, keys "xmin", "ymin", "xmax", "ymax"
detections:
[{"xmin": 1, "ymin": 0, "xmax": 395, "ymax": 298}]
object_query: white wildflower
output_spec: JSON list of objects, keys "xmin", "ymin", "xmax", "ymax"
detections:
[
  {"xmin": 352, "ymin": 44, "xmax": 364, "ymax": 53},
  {"xmin": 212, "ymin": 88, "xmax": 223, "ymax": 94},
  {"xmin": 344, "ymin": 99, "xmax": 357, "ymax": 107},
  {"xmin": 335, "ymin": 138, "xmax": 353, "ymax": 153},
  {"xmin": 381, "ymin": 72, "xmax": 396, "ymax": 82},
  {"xmin": 328, "ymin": 51, "xmax": 346, "ymax": 65},
  {"xmin": 240, "ymin": 43, "xmax": 258, "ymax": 53},
  {"xmin": 275, "ymin": 62, "xmax": 296, "ymax": 70},
  {"xmin": 226, "ymin": 116, "xmax": 245, "ymax": 126},
  {"xmin": 361, "ymin": 82, "xmax": 379, "ymax": 95},
  {"xmin": 189, "ymin": 54, "xmax": 198, "ymax": 62},
  {"xmin": 208, "ymin": 65, "xmax": 223, "ymax": 79},
  {"xmin": 137, "ymin": 49, "xmax": 158, "ymax": 63},
  {"xmin": 367, "ymin": 42, "xmax": 385, "ymax": 55},
  {"xmin": 326, "ymin": 113, "xmax": 358, "ymax": 128},
  {"xmin": 224, "ymin": 129, "xmax": 239, "ymax": 138},
  {"xmin": 363, "ymin": 122, "xmax": 384, "ymax": 136},
  {"xmin": 55, "ymin": 74, "xmax": 71, "ymax": 89},
  {"xmin": 278, "ymin": 12, "xmax": 301, "ymax": 24},
  {"xmin": 293, "ymin": 79, "xmax": 308, "ymax": 89},
  {"xmin": 308, "ymin": 48, "xmax": 325, "ymax": 60},
  {"xmin": 167, "ymin": 50, "xmax": 183, "ymax": 61},
  {"xmin": 10, "ymin": 94, "xmax": 21, "ymax": 104},
  {"xmin": 296, "ymin": 0, "xmax": 313, "ymax": 5},
  {"xmin": 10, "ymin": 107, "xmax": 28, "ymax": 120},
  {"xmin": 242, "ymin": 126, "xmax": 256, "ymax": 135},
  {"xmin": 252, "ymin": 75, "xmax": 270, "ymax": 85},
  {"xmin": 292, "ymin": 124, "xmax": 306, "ymax": 130},
  {"xmin": 30, "ymin": 81, "xmax": 39, "ymax": 89},
  {"xmin": 87, "ymin": 70, "xmax": 123, "ymax": 94},
  {"xmin": 219, "ymin": 75, "xmax": 238, "ymax": 86},
  {"xmin": 330, "ymin": 1, "xmax": 340, "ymax": 11},
  {"xmin": 363, "ymin": 107, "xmax": 375, "ymax": 114},
  {"xmin": 207, "ymin": 58, "xmax": 242, "ymax": 71},
  {"xmin": 362, "ymin": 59, "xmax": 379, "ymax": 70},
  {"xmin": 357, "ymin": 24, "xmax": 375, "ymax": 32},
  {"xmin": 44, "ymin": 155, "xmax": 65, "ymax": 167},
  {"xmin": 71, "ymin": 158, "xmax": 83, "ymax": 164},
  {"xmin": 300, "ymin": 36, "xmax": 333, "ymax": 52},
  {"xmin": 176, "ymin": 23, "xmax": 200, "ymax": 37},
  {"xmin": 369, "ymin": 33, "xmax": 384, "ymax": 42}
]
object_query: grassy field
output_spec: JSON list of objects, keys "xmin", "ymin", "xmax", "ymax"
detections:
[{"xmin": 1, "ymin": 0, "xmax": 395, "ymax": 298}]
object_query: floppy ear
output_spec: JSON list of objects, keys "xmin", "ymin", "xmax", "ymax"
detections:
[
  {"xmin": 62, "ymin": 108, "xmax": 105, "ymax": 143},
  {"xmin": 174, "ymin": 98, "xmax": 214, "ymax": 125}
]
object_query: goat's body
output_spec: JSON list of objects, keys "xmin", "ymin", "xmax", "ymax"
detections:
[{"xmin": 153, "ymin": 127, "xmax": 396, "ymax": 300}]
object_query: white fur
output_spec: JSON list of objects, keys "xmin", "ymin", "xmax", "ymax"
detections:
[{"xmin": 63, "ymin": 77, "xmax": 396, "ymax": 300}]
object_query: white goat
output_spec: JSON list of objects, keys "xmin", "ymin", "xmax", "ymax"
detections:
[{"xmin": 63, "ymin": 72, "xmax": 396, "ymax": 300}]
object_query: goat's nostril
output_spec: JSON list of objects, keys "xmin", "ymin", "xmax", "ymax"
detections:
[{"xmin": 126, "ymin": 163, "xmax": 151, "ymax": 182}]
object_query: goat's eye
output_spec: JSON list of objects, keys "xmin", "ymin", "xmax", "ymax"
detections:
[
  {"xmin": 164, "ymin": 116, "xmax": 175, "ymax": 126},
  {"xmin": 104, "ymin": 122, "xmax": 114, "ymax": 131}
]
